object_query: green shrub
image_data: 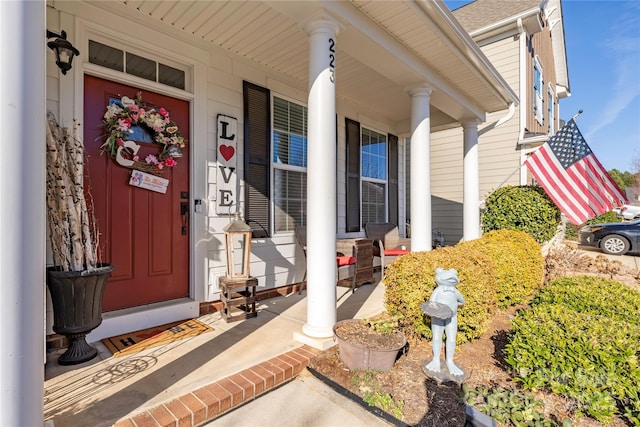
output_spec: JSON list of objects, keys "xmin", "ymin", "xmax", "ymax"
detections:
[
  {"xmin": 505, "ymin": 276, "xmax": 640, "ymax": 424},
  {"xmin": 482, "ymin": 186, "xmax": 560, "ymax": 243},
  {"xmin": 463, "ymin": 384, "xmax": 563, "ymax": 426},
  {"xmin": 458, "ymin": 230, "xmax": 544, "ymax": 308},
  {"xmin": 532, "ymin": 276, "xmax": 640, "ymax": 326},
  {"xmin": 384, "ymin": 246, "xmax": 496, "ymax": 343},
  {"xmin": 564, "ymin": 211, "xmax": 622, "ymax": 241}
]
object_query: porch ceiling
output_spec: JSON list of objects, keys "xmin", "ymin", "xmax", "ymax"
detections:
[{"xmin": 108, "ymin": 0, "xmax": 517, "ymax": 131}]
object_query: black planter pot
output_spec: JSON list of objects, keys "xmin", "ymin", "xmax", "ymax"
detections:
[{"xmin": 46, "ymin": 263, "xmax": 113, "ymax": 365}]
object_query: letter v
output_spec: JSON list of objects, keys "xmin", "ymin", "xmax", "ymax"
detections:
[{"xmin": 219, "ymin": 166, "xmax": 235, "ymax": 184}]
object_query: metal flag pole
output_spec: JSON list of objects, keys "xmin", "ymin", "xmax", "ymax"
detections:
[
  {"xmin": 572, "ymin": 109, "xmax": 583, "ymax": 121},
  {"xmin": 480, "ymin": 110, "xmax": 584, "ymax": 204}
]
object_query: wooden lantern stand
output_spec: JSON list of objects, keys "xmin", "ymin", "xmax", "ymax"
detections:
[
  {"xmin": 219, "ymin": 276, "xmax": 257, "ymax": 322},
  {"xmin": 220, "ymin": 213, "xmax": 257, "ymax": 323}
]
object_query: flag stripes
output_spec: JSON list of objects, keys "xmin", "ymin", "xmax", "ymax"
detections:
[{"xmin": 524, "ymin": 119, "xmax": 627, "ymax": 225}]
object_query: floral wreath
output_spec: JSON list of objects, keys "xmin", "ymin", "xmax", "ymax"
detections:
[{"xmin": 101, "ymin": 92, "xmax": 186, "ymax": 175}]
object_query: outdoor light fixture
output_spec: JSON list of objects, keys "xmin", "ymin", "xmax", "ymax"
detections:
[
  {"xmin": 223, "ymin": 212, "xmax": 253, "ymax": 279},
  {"xmin": 46, "ymin": 30, "xmax": 80, "ymax": 75}
]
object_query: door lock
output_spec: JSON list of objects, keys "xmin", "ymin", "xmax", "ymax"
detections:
[{"xmin": 180, "ymin": 202, "xmax": 188, "ymax": 235}]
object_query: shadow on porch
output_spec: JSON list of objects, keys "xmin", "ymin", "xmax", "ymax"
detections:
[{"xmin": 44, "ymin": 272, "xmax": 385, "ymax": 427}]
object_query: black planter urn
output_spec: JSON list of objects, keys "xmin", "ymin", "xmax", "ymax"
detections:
[{"xmin": 46, "ymin": 263, "xmax": 113, "ymax": 365}]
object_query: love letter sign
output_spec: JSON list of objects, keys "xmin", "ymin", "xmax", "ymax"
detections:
[{"xmin": 216, "ymin": 115, "xmax": 238, "ymax": 214}]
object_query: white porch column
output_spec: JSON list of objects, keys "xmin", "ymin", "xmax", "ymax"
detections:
[
  {"xmin": 0, "ymin": 1, "xmax": 46, "ymax": 426},
  {"xmin": 302, "ymin": 17, "xmax": 340, "ymax": 338},
  {"xmin": 408, "ymin": 86, "xmax": 433, "ymax": 251},
  {"xmin": 462, "ymin": 120, "xmax": 481, "ymax": 241}
]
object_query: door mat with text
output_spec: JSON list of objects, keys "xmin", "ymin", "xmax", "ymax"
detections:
[{"xmin": 102, "ymin": 319, "xmax": 214, "ymax": 357}]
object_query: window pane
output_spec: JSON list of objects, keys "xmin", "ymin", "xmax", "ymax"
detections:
[
  {"xmin": 159, "ymin": 63, "xmax": 185, "ymax": 90},
  {"xmin": 274, "ymin": 169, "xmax": 306, "ymax": 233},
  {"xmin": 273, "ymin": 97, "xmax": 307, "ymax": 168},
  {"xmin": 88, "ymin": 40, "xmax": 124, "ymax": 72},
  {"xmin": 126, "ymin": 52, "xmax": 156, "ymax": 82},
  {"xmin": 362, "ymin": 181, "xmax": 385, "ymax": 225},
  {"xmin": 361, "ymin": 128, "xmax": 386, "ymax": 180}
]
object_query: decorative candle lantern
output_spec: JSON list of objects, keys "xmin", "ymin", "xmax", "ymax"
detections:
[{"xmin": 223, "ymin": 212, "xmax": 252, "ymax": 279}]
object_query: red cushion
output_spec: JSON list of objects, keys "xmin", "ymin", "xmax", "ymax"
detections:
[
  {"xmin": 336, "ymin": 256, "xmax": 356, "ymax": 267},
  {"xmin": 384, "ymin": 249, "xmax": 410, "ymax": 256}
]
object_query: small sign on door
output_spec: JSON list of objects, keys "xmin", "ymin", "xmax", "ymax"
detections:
[{"xmin": 129, "ymin": 170, "xmax": 169, "ymax": 194}]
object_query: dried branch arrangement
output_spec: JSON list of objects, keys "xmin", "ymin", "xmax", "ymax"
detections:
[{"xmin": 45, "ymin": 114, "xmax": 98, "ymax": 272}]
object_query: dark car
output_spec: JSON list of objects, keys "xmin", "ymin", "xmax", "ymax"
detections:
[{"xmin": 579, "ymin": 220, "xmax": 640, "ymax": 255}]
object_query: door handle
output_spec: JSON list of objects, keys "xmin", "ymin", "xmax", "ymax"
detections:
[{"xmin": 180, "ymin": 202, "xmax": 188, "ymax": 235}]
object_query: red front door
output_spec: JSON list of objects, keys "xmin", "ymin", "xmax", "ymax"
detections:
[{"xmin": 84, "ymin": 75, "xmax": 190, "ymax": 311}]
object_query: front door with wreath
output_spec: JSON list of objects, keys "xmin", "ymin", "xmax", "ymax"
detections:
[{"xmin": 84, "ymin": 75, "xmax": 190, "ymax": 311}]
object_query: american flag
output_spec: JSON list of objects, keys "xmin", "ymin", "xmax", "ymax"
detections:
[{"xmin": 524, "ymin": 119, "xmax": 628, "ymax": 225}]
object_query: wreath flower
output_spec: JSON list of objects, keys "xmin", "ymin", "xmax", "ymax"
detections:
[{"xmin": 101, "ymin": 92, "xmax": 186, "ymax": 175}]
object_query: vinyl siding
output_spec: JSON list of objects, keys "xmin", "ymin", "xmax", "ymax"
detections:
[{"xmin": 430, "ymin": 35, "xmax": 522, "ymax": 243}]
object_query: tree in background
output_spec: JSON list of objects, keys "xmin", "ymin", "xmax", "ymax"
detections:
[{"xmin": 608, "ymin": 168, "xmax": 636, "ymax": 190}]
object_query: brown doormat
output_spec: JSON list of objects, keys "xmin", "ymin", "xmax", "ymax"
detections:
[{"xmin": 102, "ymin": 319, "xmax": 214, "ymax": 357}]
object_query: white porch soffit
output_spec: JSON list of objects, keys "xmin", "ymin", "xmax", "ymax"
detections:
[{"xmin": 107, "ymin": 0, "xmax": 518, "ymax": 128}]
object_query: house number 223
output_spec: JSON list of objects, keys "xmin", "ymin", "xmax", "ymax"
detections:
[{"xmin": 329, "ymin": 38, "xmax": 335, "ymax": 83}]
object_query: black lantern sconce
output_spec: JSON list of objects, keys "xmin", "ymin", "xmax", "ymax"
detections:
[{"xmin": 46, "ymin": 30, "xmax": 80, "ymax": 75}]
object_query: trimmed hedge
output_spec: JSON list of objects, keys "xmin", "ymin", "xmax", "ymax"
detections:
[
  {"xmin": 384, "ymin": 246, "xmax": 496, "ymax": 343},
  {"xmin": 481, "ymin": 185, "xmax": 560, "ymax": 243},
  {"xmin": 505, "ymin": 276, "xmax": 640, "ymax": 425},
  {"xmin": 458, "ymin": 230, "xmax": 544, "ymax": 308}
]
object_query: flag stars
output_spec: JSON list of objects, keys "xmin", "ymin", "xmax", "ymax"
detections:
[{"xmin": 548, "ymin": 120, "xmax": 592, "ymax": 169}]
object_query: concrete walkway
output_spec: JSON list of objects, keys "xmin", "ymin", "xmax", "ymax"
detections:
[{"xmin": 44, "ymin": 274, "xmax": 388, "ymax": 426}]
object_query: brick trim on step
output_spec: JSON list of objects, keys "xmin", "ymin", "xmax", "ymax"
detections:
[{"xmin": 113, "ymin": 345, "xmax": 319, "ymax": 427}]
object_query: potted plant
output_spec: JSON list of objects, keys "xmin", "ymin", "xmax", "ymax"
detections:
[
  {"xmin": 333, "ymin": 313, "xmax": 407, "ymax": 371},
  {"xmin": 45, "ymin": 114, "xmax": 113, "ymax": 365}
]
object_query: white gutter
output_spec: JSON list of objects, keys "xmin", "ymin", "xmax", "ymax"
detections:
[{"xmin": 469, "ymin": 7, "xmax": 540, "ymax": 38}]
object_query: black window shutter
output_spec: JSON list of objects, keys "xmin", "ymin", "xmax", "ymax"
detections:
[
  {"xmin": 345, "ymin": 118, "xmax": 361, "ymax": 232},
  {"xmin": 243, "ymin": 81, "xmax": 271, "ymax": 238},
  {"xmin": 388, "ymin": 133, "xmax": 399, "ymax": 226}
]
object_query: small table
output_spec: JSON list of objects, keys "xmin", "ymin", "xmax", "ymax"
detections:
[{"xmin": 218, "ymin": 276, "xmax": 258, "ymax": 323}]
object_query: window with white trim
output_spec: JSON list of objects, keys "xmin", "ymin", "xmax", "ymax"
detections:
[
  {"xmin": 345, "ymin": 118, "xmax": 398, "ymax": 232},
  {"xmin": 533, "ymin": 57, "xmax": 544, "ymax": 124},
  {"xmin": 243, "ymin": 82, "xmax": 309, "ymax": 237},
  {"xmin": 272, "ymin": 96, "xmax": 308, "ymax": 233},
  {"xmin": 361, "ymin": 128, "xmax": 387, "ymax": 225},
  {"xmin": 547, "ymin": 83, "xmax": 555, "ymax": 134}
]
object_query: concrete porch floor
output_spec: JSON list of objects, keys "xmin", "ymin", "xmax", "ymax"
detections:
[{"xmin": 44, "ymin": 273, "xmax": 388, "ymax": 427}]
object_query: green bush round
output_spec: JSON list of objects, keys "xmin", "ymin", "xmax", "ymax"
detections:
[
  {"xmin": 383, "ymin": 246, "xmax": 496, "ymax": 344},
  {"xmin": 458, "ymin": 230, "xmax": 544, "ymax": 308},
  {"xmin": 481, "ymin": 186, "xmax": 560, "ymax": 243}
]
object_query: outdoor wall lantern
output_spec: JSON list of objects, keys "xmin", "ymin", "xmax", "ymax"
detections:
[
  {"xmin": 46, "ymin": 30, "xmax": 80, "ymax": 75},
  {"xmin": 223, "ymin": 212, "xmax": 253, "ymax": 279}
]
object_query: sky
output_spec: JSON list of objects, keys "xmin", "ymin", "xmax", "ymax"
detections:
[{"xmin": 445, "ymin": 0, "xmax": 640, "ymax": 173}]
